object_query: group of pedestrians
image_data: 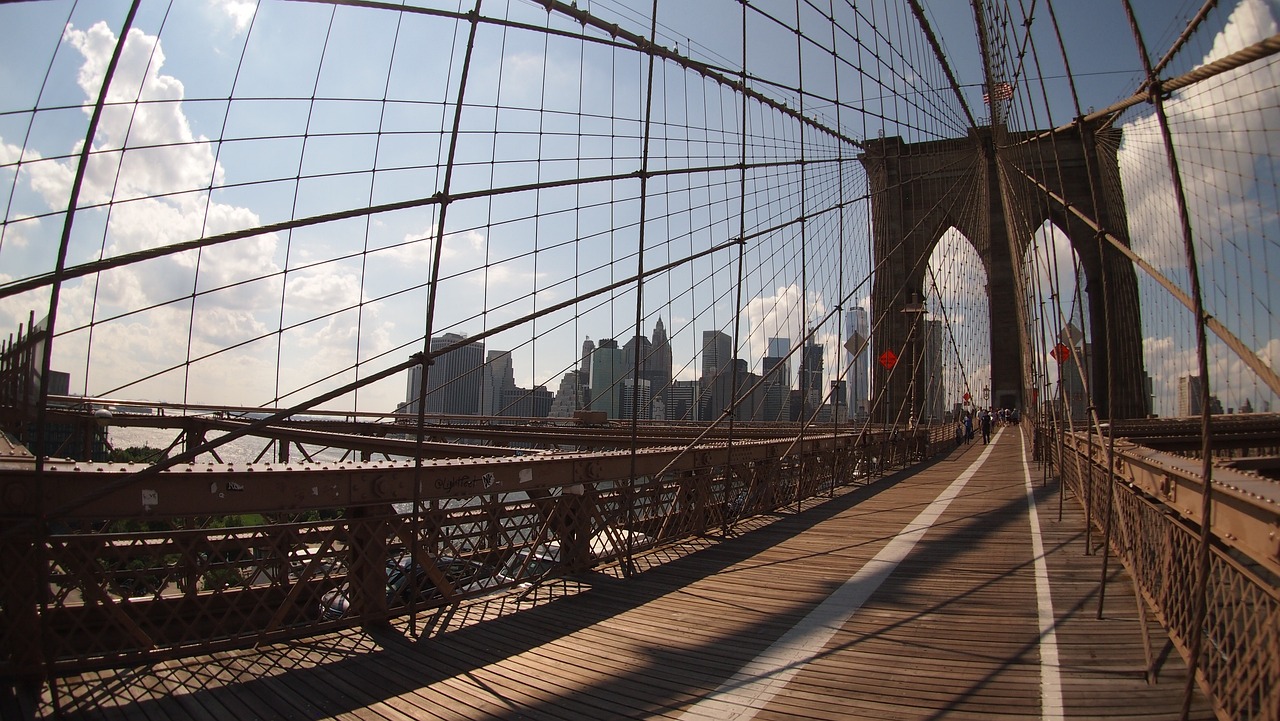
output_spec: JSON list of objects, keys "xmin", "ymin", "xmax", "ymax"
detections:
[{"xmin": 955, "ymin": 406, "xmax": 1005, "ymax": 446}]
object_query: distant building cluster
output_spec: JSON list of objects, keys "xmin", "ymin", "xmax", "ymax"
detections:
[
  {"xmin": 1176, "ymin": 374, "xmax": 1230, "ymax": 416},
  {"xmin": 397, "ymin": 319, "xmax": 868, "ymax": 423},
  {"xmin": 398, "ymin": 332, "xmax": 552, "ymax": 419},
  {"xmin": 845, "ymin": 308, "xmax": 869, "ymax": 419}
]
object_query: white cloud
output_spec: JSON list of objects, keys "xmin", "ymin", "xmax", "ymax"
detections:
[
  {"xmin": 379, "ymin": 227, "xmax": 484, "ymax": 267},
  {"xmin": 1115, "ymin": 0, "xmax": 1280, "ymax": 414},
  {"xmin": 24, "ymin": 155, "xmax": 75, "ymax": 206},
  {"xmin": 1143, "ymin": 335, "xmax": 1192, "ymax": 413},
  {"xmin": 499, "ymin": 51, "xmax": 580, "ymax": 110},
  {"xmin": 1119, "ymin": 0, "xmax": 1280, "ymax": 276},
  {"xmin": 60, "ymin": 22, "xmax": 223, "ymax": 203},
  {"xmin": 742, "ymin": 283, "xmax": 827, "ymax": 371},
  {"xmin": 1258, "ymin": 337, "xmax": 1279, "ymax": 370},
  {"xmin": 212, "ymin": 0, "xmax": 257, "ymax": 34},
  {"xmin": 1141, "ymin": 332, "xmax": 1280, "ymax": 416},
  {"xmin": 1, "ymin": 139, "xmax": 24, "ymax": 164},
  {"xmin": 286, "ymin": 266, "xmax": 362, "ymax": 309},
  {"xmin": 192, "ymin": 304, "xmax": 272, "ymax": 352},
  {"xmin": 2, "ymin": 21, "xmax": 293, "ymax": 405},
  {"xmin": 920, "ymin": 228, "xmax": 997, "ymax": 404},
  {"xmin": 1026, "ymin": 223, "xmax": 1081, "ymax": 308},
  {"xmin": 441, "ymin": 228, "xmax": 486, "ymax": 262},
  {"xmin": 0, "ymin": 214, "xmax": 36, "ymax": 250}
]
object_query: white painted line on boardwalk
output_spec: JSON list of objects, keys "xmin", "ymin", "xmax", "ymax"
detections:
[
  {"xmin": 1021, "ymin": 427, "xmax": 1065, "ymax": 721},
  {"xmin": 679, "ymin": 432, "xmax": 1003, "ymax": 721}
]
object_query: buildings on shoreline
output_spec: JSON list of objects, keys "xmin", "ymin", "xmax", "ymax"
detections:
[{"xmin": 397, "ymin": 321, "xmax": 859, "ymax": 424}]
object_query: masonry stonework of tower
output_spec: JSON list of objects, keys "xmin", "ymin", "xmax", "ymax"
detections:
[{"xmin": 860, "ymin": 123, "xmax": 1148, "ymax": 423}]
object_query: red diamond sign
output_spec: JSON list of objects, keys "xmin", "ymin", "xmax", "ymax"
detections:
[
  {"xmin": 878, "ymin": 349, "xmax": 898, "ymax": 370},
  {"xmin": 1051, "ymin": 342, "xmax": 1071, "ymax": 363}
]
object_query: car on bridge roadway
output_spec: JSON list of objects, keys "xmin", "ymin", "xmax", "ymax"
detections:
[
  {"xmin": 320, "ymin": 553, "xmax": 511, "ymax": 620},
  {"xmin": 501, "ymin": 529, "xmax": 654, "ymax": 582}
]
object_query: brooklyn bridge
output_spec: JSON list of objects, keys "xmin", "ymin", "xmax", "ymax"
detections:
[{"xmin": 0, "ymin": 0, "xmax": 1277, "ymax": 719}]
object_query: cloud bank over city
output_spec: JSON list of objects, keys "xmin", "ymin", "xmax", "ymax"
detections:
[{"xmin": 1118, "ymin": 0, "xmax": 1280, "ymax": 413}]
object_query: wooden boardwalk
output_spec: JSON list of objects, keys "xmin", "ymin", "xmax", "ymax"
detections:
[{"xmin": 33, "ymin": 428, "xmax": 1214, "ymax": 720}]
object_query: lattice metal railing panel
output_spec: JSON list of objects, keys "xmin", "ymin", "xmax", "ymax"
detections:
[
  {"xmin": 1057, "ymin": 433, "xmax": 1280, "ymax": 721},
  {"xmin": 2, "ymin": 427, "xmax": 927, "ymax": 677}
]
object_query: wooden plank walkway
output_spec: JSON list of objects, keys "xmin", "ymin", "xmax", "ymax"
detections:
[{"xmin": 32, "ymin": 427, "xmax": 1215, "ymax": 720}]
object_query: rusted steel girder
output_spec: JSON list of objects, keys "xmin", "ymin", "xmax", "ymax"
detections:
[
  {"xmin": 0, "ymin": 433, "xmax": 876, "ymax": 522},
  {"xmin": 1066, "ymin": 427, "xmax": 1280, "ymax": 579}
]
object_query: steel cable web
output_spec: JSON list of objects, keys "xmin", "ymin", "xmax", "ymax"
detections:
[
  {"xmin": 0, "ymin": 1, "xmax": 1275, "ymax": 708},
  {"xmin": 0, "ymin": 0, "xmax": 961, "ymax": 491},
  {"xmin": 0, "ymin": 3, "xmax": 1259, "ymax": 476},
  {"xmin": 0, "ymin": 0, "xmax": 999, "ymax": 471}
]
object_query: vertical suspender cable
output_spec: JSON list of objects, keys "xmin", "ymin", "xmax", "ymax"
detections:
[
  {"xmin": 1118, "ymin": 3, "xmax": 1217, "ymax": 715},
  {"xmin": 1036, "ymin": 0, "xmax": 1119, "ymax": 609},
  {"xmin": 830, "ymin": 0, "xmax": 846, "ymax": 498},
  {"xmin": 724, "ymin": 0, "xmax": 748, "ymax": 517},
  {"xmin": 409, "ymin": 0, "xmax": 485, "ymax": 634},
  {"xmin": 32, "ymin": 1, "xmax": 142, "ymax": 699},
  {"xmin": 625, "ymin": 0, "xmax": 662, "ymax": 579},
  {"xmin": 794, "ymin": 0, "xmax": 807, "ymax": 510},
  {"xmin": 1042, "ymin": 0, "xmax": 1109, "ymax": 561}
]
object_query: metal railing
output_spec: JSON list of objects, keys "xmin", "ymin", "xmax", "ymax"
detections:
[
  {"xmin": 0, "ymin": 417, "xmax": 953, "ymax": 683},
  {"xmin": 1047, "ymin": 417, "xmax": 1280, "ymax": 721}
]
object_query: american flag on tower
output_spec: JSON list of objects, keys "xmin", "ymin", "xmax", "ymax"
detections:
[{"xmin": 983, "ymin": 81, "xmax": 1014, "ymax": 103}]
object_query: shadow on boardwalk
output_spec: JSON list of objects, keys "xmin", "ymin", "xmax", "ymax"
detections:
[{"xmin": 27, "ymin": 438, "xmax": 1211, "ymax": 720}]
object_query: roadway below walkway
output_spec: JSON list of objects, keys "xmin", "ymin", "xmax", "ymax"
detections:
[{"xmin": 36, "ymin": 427, "xmax": 1214, "ymax": 720}]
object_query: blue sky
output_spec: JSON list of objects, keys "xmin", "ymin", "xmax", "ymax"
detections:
[{"xmin": 0, "ymin": 0, "xmax": 1275, "ymax": 418}]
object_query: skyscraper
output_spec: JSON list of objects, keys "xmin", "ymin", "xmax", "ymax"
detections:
[
  {"xmin": 669, "ymin": 379, "xmax": 702, "ymax": 421},
  {"xmin": 796, "ymin": 333, "xmax": 824, "ymax": 420},
  {"xmin": 405, "ymin": 366, "xmax": 424, "ymax": 415},
  {"xmin": 623, "ymin": 333, "xmax": 653, "ymax": 380},
  {"xmin": 480, "ymin": 350, "xmax": 515, "ymax": 416},
  {"xmin": 766, "ymin": 336, "xmax": 791, "ymax": 412},
  {"xmin": 407, "ymin": 332, "xmax": 484, "ymax": 416},
  {"xmin": 589, "ymin": 338, "xmax": 624, "ymax": 419},
  {"xmin": 501, "ymin": 385, "xmax": 553, "ymax": 418},
  {"xmin": 701, "ymin": 330, "xmax": 732, "ymax": 380},
  {"xmin": 580, "ymin": 337, "xmax": 595, "ymax": 387},
  {"xmin": 829, "ymin": 379, "xmax": 848, "ymax": 423},
  {"xmin": 621, "ymin": 320, "xmax": 673, "ymax": 421},
  {"xmin": 844, "ymin": 309, "xmax": 869, "ymax": 418},
  {"xmin": 620, "ymin": 378, "xmax": 653, "ymax": 420},
  {"xmin": 1057, "ymin": 323, "xmax": 1091, "ymax": 423},
  {"xmin": 622, "ymin": 330, "xmax": 651, "ymax": 419},
  {"xmin": 767, "ymin": 336, "xmax": 790, "ymax": 359},
  {"xmin": 578, "ymin": 336, "xmax": 595, "ymax": 411},
  {"xmin": 699, "ymin": 330, "xmax": 734, "ymax": 420},
  {"xmin": 703, "ymin": 358, "xmax": 759, "ymax": 421},
  {"xmin": 1177, "ymin": 375, "xmax": 1203, "ymax": 417},
  {"xmin": 548, "ymin": 370, "xmax": 585, "ymax": 418},
  {"xmin": 650, "ymin": 318, "xmax": 673, "ymax": 420},
  {"xmin": 762, "ymin": 354, "xmax": 790, "ymax": 422},
  {"xmin": 920, "ymin": 320, "xmax": 945, "ymax": 423}
]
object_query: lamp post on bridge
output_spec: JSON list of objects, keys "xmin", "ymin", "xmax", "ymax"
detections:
[
  {"xmin": 901, "ymin": 295, "xmax": 927, "ymax": 430},
  {"xmin": 928, "ymin": 373, "xmax": 935, "ymax": 425}
]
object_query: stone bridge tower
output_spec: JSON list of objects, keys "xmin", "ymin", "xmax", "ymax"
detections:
[{"xmin": 860, "ymin": 123, "xmax": 1148, "ymax": 424}]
